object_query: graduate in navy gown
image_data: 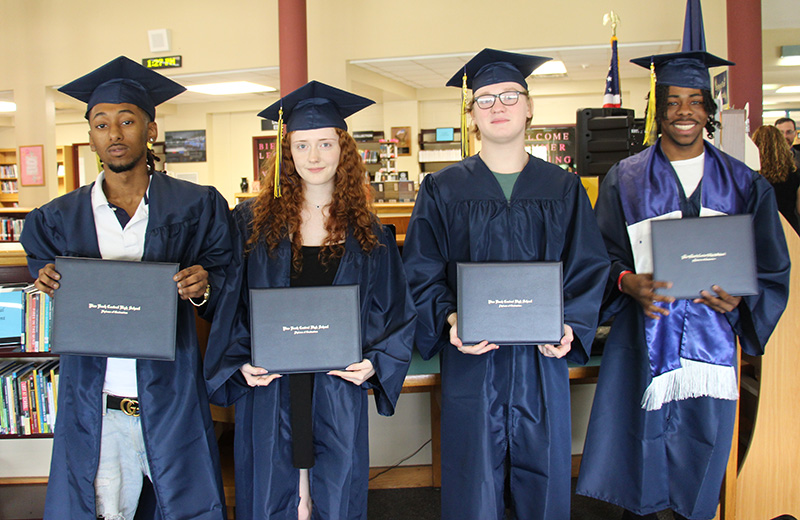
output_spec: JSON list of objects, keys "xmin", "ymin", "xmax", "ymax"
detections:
[
  {"xmin": 402, "ymin": 49, "xmax": 609, "ymax": 520},
  {"xmin": 204, "ymin": 81, "xmax": 416, "ymax": 520},
  {"xmin": 20, "ymin": 57, "xmax": 232, "ymax": 520},
  {"xmin": 575, "ymin": 50, "xmax": 791, "ymax": 520}
]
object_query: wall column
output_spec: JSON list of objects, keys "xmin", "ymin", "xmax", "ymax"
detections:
[
  {"xmin": 726, "ymin": 0, "xmax": 762, "ymax": 130},
  {"xmin": 278, "ymin": 0, "xmax": 308, "ymax": 94}
]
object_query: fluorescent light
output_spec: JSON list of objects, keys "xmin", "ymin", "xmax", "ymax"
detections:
[
  {"xmin": 0, "ymin": 101, "xmax": 16, "ymax": 113},
  {"xmin": 775, "ymin": 85, "xmax": 800, "ymax": 94},
  {"xmin": 763, "ymin": 110, "xmax": 789, "ymax": 119},
  {"xmin": 779, "ymin": 45, "xmax": 800, "ymax": 66},
  {"xmin": 533, "ymin": 60, "xmax": 567, "ymax": 76},
  {"xmin": 186, "ymin": 81, "xmax": 276, "ymax": 95},
  {"xmin": 762, "ymin": 84, "xmax": 780, "ymax": 91}
]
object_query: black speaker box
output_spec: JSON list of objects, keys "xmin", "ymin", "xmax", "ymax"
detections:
[{"xmin": 576, "ymin": 108, "xmax": 646, "ymax": 181}]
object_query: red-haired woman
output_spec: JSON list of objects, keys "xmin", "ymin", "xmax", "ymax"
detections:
[{"xmin": 205, "ymin": 81, "xmax": 415, "ymax": 520}]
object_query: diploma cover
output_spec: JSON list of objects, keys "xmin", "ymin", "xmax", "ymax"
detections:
[
  {"xmin": 51, "ymin": 257, "xmax": 179, "ymax": 360},
  {"xmin": 457, "ymin": 262, "xmax": 564, "ymax": 345},
  {"xmin": 651, "ymin": 214, "xmax": 758, "ymax": 299},
  {"xmin": 249, "ymin": 285, "xmax": 362, "ymax": 373}
]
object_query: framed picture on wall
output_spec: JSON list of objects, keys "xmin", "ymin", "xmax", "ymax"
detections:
[
  {"xmin": 19, "ymin": 145, "xmax": 45, "ymax": 186},
  {"xmin": 253, "ymin": 135, "xmax": 278, "ymax": 181},
  {"xmin": 391, "ymin": 126, "xmax": 412, "ymax": 156},
  {"xmin": 165, "ymin": 130, "xmax": 206, "ymax": 163}
]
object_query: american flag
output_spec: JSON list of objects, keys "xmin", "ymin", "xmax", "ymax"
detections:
[{"xmin": 603, "ymin": 36, "xmax": 621, "ymax": 108}]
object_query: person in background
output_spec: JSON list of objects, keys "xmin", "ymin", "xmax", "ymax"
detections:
[
  {"xmin": 204, "ymin": 81, "xmax": 415, "ymax": 520},
  {"xmin": 576, "ymin": 49, "xmax": 790, "ymax": 520},
  {"xmin": 20, "ymin": 56, "xmax": 232, "ymax": 520},
  {"xmin": 752, "ymin": 124, "xmax": 800, "ymax": 235},
  {"xmin": 775, "ymin": 117, "xmax": 800, "ymax": 169},
  {"xmin": 402, "ymin": 48, "xmax": 609, "ymax": 520}
]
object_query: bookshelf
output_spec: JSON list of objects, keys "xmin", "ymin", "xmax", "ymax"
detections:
[
  {"xmin": 0, "ymin": 149, "xmax": 19, "ymax": 207},
  {"xmin": 354, "ymin": 131, "xmax": 386, "ymax": 182},
  {"xmin": 418, "ymin": 128, "xmax": 463, "ymax": 182},
  {"xmin": 56, "ymin": 146, "xmax": 78, "ymax": 196},
  {"xmin": 0, "ymin": 208, "xmax": 31, "ymax": 243},
  {"xmin": 0, "ymin": 253, "xmax": 53, "ymax": 483}
]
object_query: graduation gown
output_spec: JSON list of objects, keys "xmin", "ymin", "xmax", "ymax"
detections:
[
  {"xmin": 402, "ymin": 154, "xmax": 609, "ymax": 520},
  {"xmin": 203, "ymin": 200, "xmax": 416, "ymax": 520},
  {"xmin": 576, "ymin": 142, "xmax": 791, "ymax": 520},
  {"xmin": 20, "ymin": 172, "xmax": 233, "ymax": 520}
]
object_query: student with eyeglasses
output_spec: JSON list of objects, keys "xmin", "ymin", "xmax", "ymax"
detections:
[{"xmin": 402, "ymin": 48, "xmax": 609, "ymax": 520}]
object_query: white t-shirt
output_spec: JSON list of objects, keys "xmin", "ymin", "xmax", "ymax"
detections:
[
  {"xmin": 90, "ymin": 171, "xmax": 151, "ymax": 398},
  {"xmin": 670, "ymin": 152, "xmax": 705, "ymax": 198}
]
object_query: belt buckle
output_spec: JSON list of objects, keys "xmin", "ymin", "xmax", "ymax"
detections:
[{"xmin": 120, "ymin": 398, "xmax": 140, "ymax": 417}]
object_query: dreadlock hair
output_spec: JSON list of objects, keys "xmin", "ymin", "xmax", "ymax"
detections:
[
  {"xmin": 752, "ymin": 125, "xmax": 797, "ymax": 183},
  {"xmin": 247, "ymin": 128, "xmax": 380, "ymax": 274},
  {"xmin": 649, "ymin": 83, "xmax": 721, "ymax": 139}
]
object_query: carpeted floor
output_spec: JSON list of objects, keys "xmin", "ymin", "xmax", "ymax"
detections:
[{"xmin": 367, "ymin": 479, "xmax": 681, "ymax": 520}]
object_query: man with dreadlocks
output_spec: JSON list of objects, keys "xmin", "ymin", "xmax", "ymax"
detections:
[
  {"xmin": 575, "ymin": 50, "xmax": 791, "ymax": 520},
  {"xmin": 20, "ymin": 56, "xmax": 232, "ymax": 520}
]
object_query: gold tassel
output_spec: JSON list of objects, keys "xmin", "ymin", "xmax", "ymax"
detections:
[
  {"xmin": 460, "ymin": 69, "xmax": 469, "ymax": 159},
  {"xmin": 274, "ymin": 105, "xmax": 283, "ymax": 198},
  {"xmin": 643, "ymin": 60, "xmax": 658, "ymax": 147}
]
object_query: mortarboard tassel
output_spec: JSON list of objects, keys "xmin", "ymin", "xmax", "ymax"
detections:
[
  {"xmin": 460, "ymin": 68, "xmax": 470, "ymax": 159},
  {"xmin": 274, "ymin": 104, "xmax": 283, "ymax": 198},
  {"xmin": 643, "ymin": 60, "xmax": 658, "ymax": 147}
]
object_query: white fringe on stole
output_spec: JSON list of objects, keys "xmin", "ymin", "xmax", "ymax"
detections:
[{"xmin": 641, "ymin": 358, "xmax": 739, "ymax": 411}]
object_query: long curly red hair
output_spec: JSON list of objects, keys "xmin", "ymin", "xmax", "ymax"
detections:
[{"xmin": 247, "ymin": 128, "xmax": 380, "ymax": 272}]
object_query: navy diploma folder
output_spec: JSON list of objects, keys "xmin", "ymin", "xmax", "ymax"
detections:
[
  {"xmin": 457, "ymin": 262, "xmax": 564, "ymax": 345},
  {"xmin": 51, "ymin": 257, "xmax": 180, "ymax": 360},
  {"xmin": 249, "ymin": 285, "xmax": 362, "ymax": 373},
  {"xmin": 651, "ymin": 214, "xmax": 758, "ymax": 299}
]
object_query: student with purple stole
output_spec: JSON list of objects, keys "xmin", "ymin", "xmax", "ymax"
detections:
[{"xmin": 576, "ymin": 49, "xmax": 791, "ymax": 520}]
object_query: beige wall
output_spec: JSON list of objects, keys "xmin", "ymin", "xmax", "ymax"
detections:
[{"xmin": 2, "ymin": 0, "xmax": 731, "ymax": 206}]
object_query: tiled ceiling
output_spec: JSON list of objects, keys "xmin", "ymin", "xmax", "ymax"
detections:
[{"xmin": 350, "ymin": 41, "xmax": 682, "ymax": 89}]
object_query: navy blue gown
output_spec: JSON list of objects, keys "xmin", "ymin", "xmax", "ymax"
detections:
[
  {"xmin": 576, "ymin": 142, "xmax": 791, "ymax": 520},
  {"xmin": 402, "ymin": 154, "xmax": 609, "ymax": 520},
  {"xmin": 20, "ymin": 172, "xmax": 233, "ymax": 520},
  {"xmin": 204, "ymin": 199, "xmax": 416, "ymax": 520}
]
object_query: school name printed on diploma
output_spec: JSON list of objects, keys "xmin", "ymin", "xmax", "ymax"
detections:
[
  {"xmin": 680, "ymin": 252, "xmax": 727, "ymax": 263},
  {"xmin": 88, "ymin": 302, "xmax": 143, "ymax": 315},
  {"xmin": 487, "ymin": 299, "xmax": 533, "ymax": 308},
  {"xmin": 282, "ymin": 324, "xmax": 331, "ymax": 335}
]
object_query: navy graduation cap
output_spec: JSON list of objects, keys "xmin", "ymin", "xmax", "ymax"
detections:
[
  {"xmin": 58, "ymin": 56, "xmax": 186, "ymax": 120},
  {"xmin": 445, "ymin": 48, "xmax": 551, "ymax": 92},
  {"xmin": 257, "ymin": 80, "xmax": 375, "ymax": 198},
  {"xmin": 445, "ymin": 49, "xmax": 550, "ymax": 159},
  {"xmin": 631, "ymin": 50, "xmax": 733, "ymax": 91},
  {"xmin": 258, "ymin": 80, "xmax": 374, "ymax": 132}
]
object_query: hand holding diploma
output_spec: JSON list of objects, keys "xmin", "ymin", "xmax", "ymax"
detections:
[{"xmin": 329, "ymin": 359, "xmax": 375, "ymax": 386}]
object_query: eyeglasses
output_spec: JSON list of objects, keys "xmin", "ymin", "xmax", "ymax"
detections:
[{"xmin": 473, "ymin": 91, "xmax": 528, "ymax": 110}]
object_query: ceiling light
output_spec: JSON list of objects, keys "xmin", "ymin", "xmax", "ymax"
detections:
[
  {"xmin": 775, "ymin": 85, "xmax": 800, "ymax": 94},
  {"xmin": 0, "ymin": 101, "xmax": 16, "ymax": 113},
  {"xmin": 533, "ymin": 60, "xmax": 567, "ymax": 76},
  {"xmin": 779, "ymin": 45, "xmax": 800, "ymax": 66},
  {"xmin": 762, "ymin": 84, "xmax": 780, "ymax": 91},
  {"xmin": 763, "ymin": 110, "xmax": 789, "ymax": 119},
  {"xmin": 186, "ymin": 81, "xmax": 276, "ymax": 95}
]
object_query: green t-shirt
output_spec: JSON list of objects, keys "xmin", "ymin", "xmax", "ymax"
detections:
[{"xmin": 491, "ymin": 171, "xmax": 521, "ymax": 200}]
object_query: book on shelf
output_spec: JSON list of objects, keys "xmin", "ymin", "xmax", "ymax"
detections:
[{"xmin": 0, "ymin": 283, "xmax": 53, "ymax": 352}]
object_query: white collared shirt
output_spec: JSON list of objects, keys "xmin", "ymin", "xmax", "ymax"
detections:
[{"xmin": 91, "ymin": 171, "xmax": 151, "ymax": 398}]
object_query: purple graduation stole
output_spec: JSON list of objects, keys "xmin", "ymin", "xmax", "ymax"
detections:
[{"xmin": 617, "ymin": 140, "xmax": 752, "ymax": 410}]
